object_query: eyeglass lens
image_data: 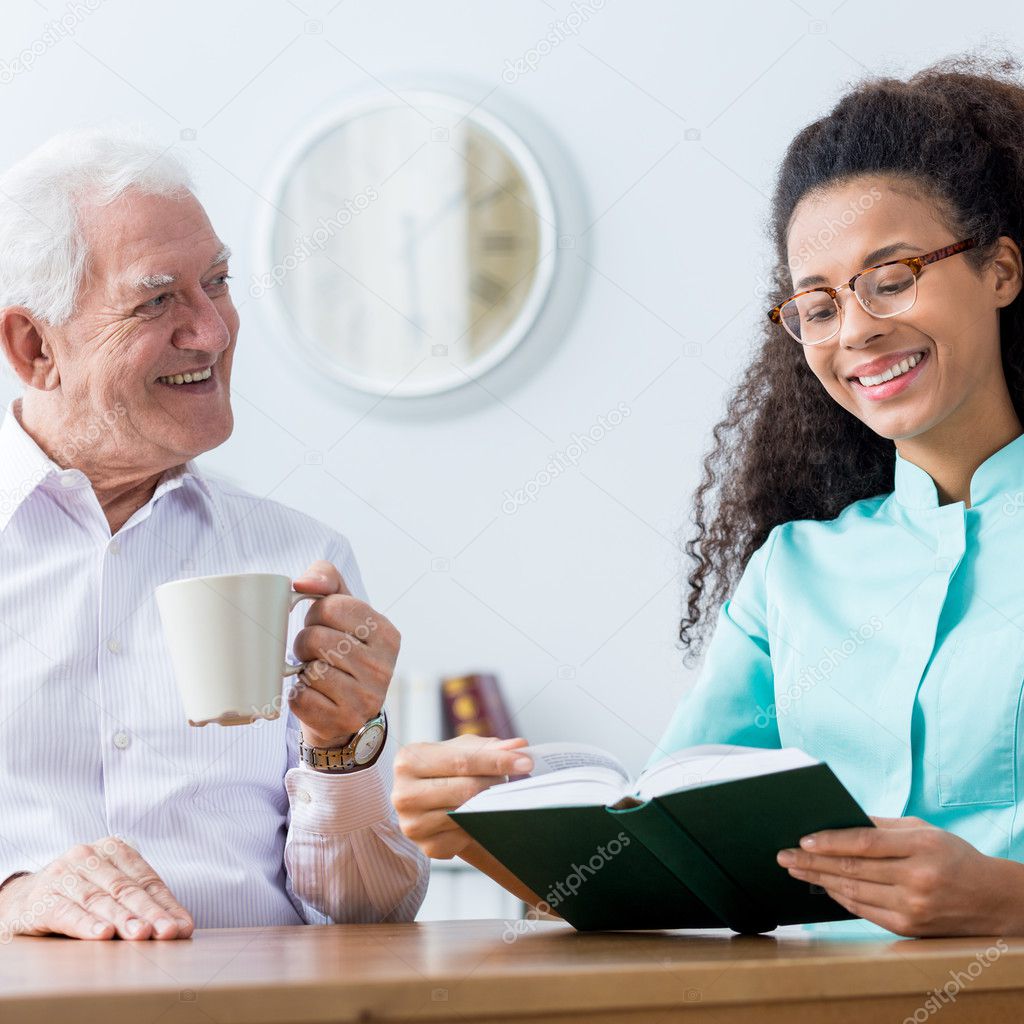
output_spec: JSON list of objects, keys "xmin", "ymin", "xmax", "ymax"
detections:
[{"xmin": 781, "ymin": 262, "xmax": 917, "ymax": 344}]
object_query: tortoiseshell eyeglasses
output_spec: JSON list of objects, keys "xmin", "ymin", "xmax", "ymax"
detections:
[{"xmin": 767, "ymin": 237, "xmax": 980, "ymax": 346}]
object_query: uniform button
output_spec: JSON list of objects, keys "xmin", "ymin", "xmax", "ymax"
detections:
[
  {"xmin": 108, "ymin": 539, "xmax": 121, "ymax": 555},
  {"xmin": 106, "ymin": 638, "xmax": 122, "ymax": 654},
  {"xmin": 296, "ymin": 789, "xmax": 312, "ymax": 804},
  {"xmin": 113, "ymin": 731, "xmax": 131, "ymax": 750}
]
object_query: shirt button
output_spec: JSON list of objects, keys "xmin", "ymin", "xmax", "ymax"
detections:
[
  {"xmin": 59, "ymin": 475, "xmax": 76, "ymax": 489},
  {"xmin": 113, "ymin": 731, "xmax": 131, "ymax": 750},
  {"xmin": 106, "ymin": 638, "xmax": 122, "ymax": 654},
  {"xmin": 108, "ymin": 539, "xmax": 121, "ymax": 555},
  {"xmin": 296, "ymin": 789, "xmax": 312, "ymax": 804}
]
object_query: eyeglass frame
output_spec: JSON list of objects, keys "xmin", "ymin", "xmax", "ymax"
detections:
[{"xmin": 766, "ymin": 236, "xmax": 981, "ymax": 345}]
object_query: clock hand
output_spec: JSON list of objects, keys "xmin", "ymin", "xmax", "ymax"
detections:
[
  {"xmin": 411, "ymin": 186, "xmax": 466, "ymax": 245},
  {"xmin": 470, "ymin": 178, "xmax": 518, "ymax": 209},
  {"xmin": 401, "ymin": 213, "xmax": 423, "ymax": 344}
]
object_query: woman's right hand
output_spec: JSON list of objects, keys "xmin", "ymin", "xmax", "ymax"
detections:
[{"xmin": 392, "ymin": 735, "xmax": 533, "ymax": 859}]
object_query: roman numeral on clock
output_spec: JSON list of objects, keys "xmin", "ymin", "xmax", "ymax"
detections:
[{"xmin": 471, "ymin": 272, "xmax": 506, "ymax": 305}]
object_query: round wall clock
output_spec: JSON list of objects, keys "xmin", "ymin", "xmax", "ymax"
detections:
[{"xmin": 258, "ymin": 89, "xmax": 559, "ymax": 397}]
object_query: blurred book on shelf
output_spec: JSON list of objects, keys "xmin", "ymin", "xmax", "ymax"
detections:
[{"xmin": 440, "ymin": 672, "xmax": 516, "ymax": 739}]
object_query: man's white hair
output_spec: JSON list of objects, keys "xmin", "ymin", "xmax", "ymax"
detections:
[{"xmin": 0, "ymin": 123, "xmax": 196, "ymax": 326}]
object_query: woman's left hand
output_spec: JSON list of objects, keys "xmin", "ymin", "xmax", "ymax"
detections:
[{"xmin": 776, "ymin": 815, "xmax": 1014, "ymax": 936}]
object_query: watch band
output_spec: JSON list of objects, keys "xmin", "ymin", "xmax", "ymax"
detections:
[{"xmin": 298, "ymin": 710, "xmax": 387, "ymax": 773}]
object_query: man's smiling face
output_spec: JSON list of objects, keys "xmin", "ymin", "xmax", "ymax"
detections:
[
  {"xmin": 45, "ymin": 188, "xmax": 238, "ymax": 472},
  {"xmin": 787, "ymin": 176, "xmax": 1009, "ymax": 443}
]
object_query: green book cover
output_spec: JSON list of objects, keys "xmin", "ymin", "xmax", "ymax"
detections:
[
  {"xmin": 450, "ymin": 751, "xmax": 873, "ymax": 934},
  {"xmin": 449, "ymin": 803, "xmax": 725, "ymax": 931}
]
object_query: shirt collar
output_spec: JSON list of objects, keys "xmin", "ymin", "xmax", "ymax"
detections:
[
  {"xmin": 893, "ymin": 431, "xmax": 1024, "ymax": 510},
  {"xmin": 0, "ymin": 400, "xmax": 225, "ymax": 533}
]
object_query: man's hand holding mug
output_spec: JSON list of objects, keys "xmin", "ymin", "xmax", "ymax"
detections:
[{"xmin": 290, "ymin": 559, "xmax": 401, "ymax": 748}]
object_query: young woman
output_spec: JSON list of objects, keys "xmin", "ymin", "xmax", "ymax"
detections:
[{"xmin": 392, "ymin": 53, "xmax": 1024, "ymax": 938}]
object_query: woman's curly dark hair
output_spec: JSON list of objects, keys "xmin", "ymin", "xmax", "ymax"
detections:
[{"xmin": 679, "ymin": 49, "xmax": 1024, "ymax": 662}]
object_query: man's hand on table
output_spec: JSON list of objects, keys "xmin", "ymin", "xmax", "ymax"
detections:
[
  {"xmin": 290, "ymin": 560, "xmax": 401, "ymax": 749},
  {"xmin": 393, "ymin": 735, "xmax": 534, "ymax": 859},
  {"xmin": 0, "ymin": 836, "xmax": 194, "ymax": 941}
]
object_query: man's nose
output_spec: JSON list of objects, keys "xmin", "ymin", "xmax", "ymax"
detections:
[{"xmin": 174, "ymin": 294, "xmax": 231, "ymax": 353}]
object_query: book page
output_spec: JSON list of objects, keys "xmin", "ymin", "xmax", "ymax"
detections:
[
  {"xmin": 454, "ymin": 743, "xmax": 631, "ymax": 812},
  {"xmin": 456, "ymin": 766, "xmax": 629, "ymax": 812},
  {"xmin": 454, "ymin": 742, "xmax": 822, "ymax": 813},
  {"xmin": 516, "ymin": 742, "xmax": 631, "ymax": 780},
  {"xmin": 634, "ymin": 744, "xmax": 819, "ymax": 802}
]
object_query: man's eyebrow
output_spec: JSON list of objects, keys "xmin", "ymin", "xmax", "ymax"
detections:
[
  {"xmin": 208, "ymin": 244, "xmax": 232, "ymax": 270},
  {"xmin": 129, "ymin": 244, "xmax": 233, "ymax": 294},
  {"xmin": 135, "ymin": 272, "xmax": 175, "ymax": 291},
  {"xmin": 793, "ymin": 241, "xmax": 918, "ymax": 290}
]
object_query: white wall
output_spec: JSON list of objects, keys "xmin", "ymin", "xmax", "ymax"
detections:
[{"xmin": 0, "ymin": 0, "xmax": 1020, "ymax": 774}]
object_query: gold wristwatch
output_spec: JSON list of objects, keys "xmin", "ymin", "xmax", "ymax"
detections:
[{"xmin": 298, "ymin": 711, "xmax": 387, "ymax": 773}]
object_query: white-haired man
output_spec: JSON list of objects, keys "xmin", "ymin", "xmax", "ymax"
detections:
[{"xmin": 0, "ymin": 126, "xmax": 428, "ymax": 941}]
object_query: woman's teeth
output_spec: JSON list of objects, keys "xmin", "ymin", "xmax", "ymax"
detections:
[
  {"xmin": 855, "ymin": 352, "xmax": 924, "ymax": 387},
  {"xmin": 157, "ymin": 367, "xmax": 212, "ymax": 386}
]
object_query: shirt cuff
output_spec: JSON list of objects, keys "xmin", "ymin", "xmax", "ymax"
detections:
[
  {"xmin": 0, "ymin": 871, "xmax": 29, "ymax": 893},
  {"xmin": 285, "ymin": 735, "xmax": 396, "ymax": 835}
]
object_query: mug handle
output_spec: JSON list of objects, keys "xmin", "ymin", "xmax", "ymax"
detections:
[{"xmin": 282, "ymin": 591, "xmax": 322, "ymax": 677}]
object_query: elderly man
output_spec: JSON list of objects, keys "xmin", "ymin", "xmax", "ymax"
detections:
[{"xmin": 0, "ymin": 126, "xmax": 428, "ymax": 941}]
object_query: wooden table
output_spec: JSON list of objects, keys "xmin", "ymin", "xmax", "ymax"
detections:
[{"xmin": 1, "ymin": 918, "xmax": 1023, "ymax": 1023}]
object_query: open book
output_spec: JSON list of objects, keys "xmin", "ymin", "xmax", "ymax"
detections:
[
  {"xmin": 451, "ymin": 742, "xmax": 873, "ymax": 934},
  {"xmin": 459, "ymin": 742, "xmax": 822, "ymax": 810}
]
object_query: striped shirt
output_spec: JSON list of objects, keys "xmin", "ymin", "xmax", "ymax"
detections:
[{"xmin": 0, "ymin": 400, "xmax": 428, "ymax": 927}]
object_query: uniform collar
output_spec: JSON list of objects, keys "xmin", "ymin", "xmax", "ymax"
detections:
[
  {"xmin": 893, "ymin": 431, "xmax": 1024, "ymax": 510},
  {"xmin": 0, "ymin": 400, "xmax": 225, "ymax": 532}
]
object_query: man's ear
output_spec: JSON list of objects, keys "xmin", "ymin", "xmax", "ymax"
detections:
[{"xmin": 0, "ymin": 307, "xmax": 60, "ymax": 390}]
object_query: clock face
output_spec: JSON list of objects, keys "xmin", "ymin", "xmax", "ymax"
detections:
[{"xmin": 264, "ymin": 93, "xmax": 557, "ymax": 396}]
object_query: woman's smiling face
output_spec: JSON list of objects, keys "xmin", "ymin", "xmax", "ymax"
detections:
[{"xmin": 785, "ymin": 176, "xmax": 1021, "ymax": 442}]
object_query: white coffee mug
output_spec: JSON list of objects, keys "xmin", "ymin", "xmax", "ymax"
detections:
[{"xmin": 155, "ymin": 572, "xmax": 320, "ymax": 727}]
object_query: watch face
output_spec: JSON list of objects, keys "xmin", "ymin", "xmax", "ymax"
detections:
[{"xmin": 354, "ymin": 724, "xmax": 385, "ymax": 765}]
